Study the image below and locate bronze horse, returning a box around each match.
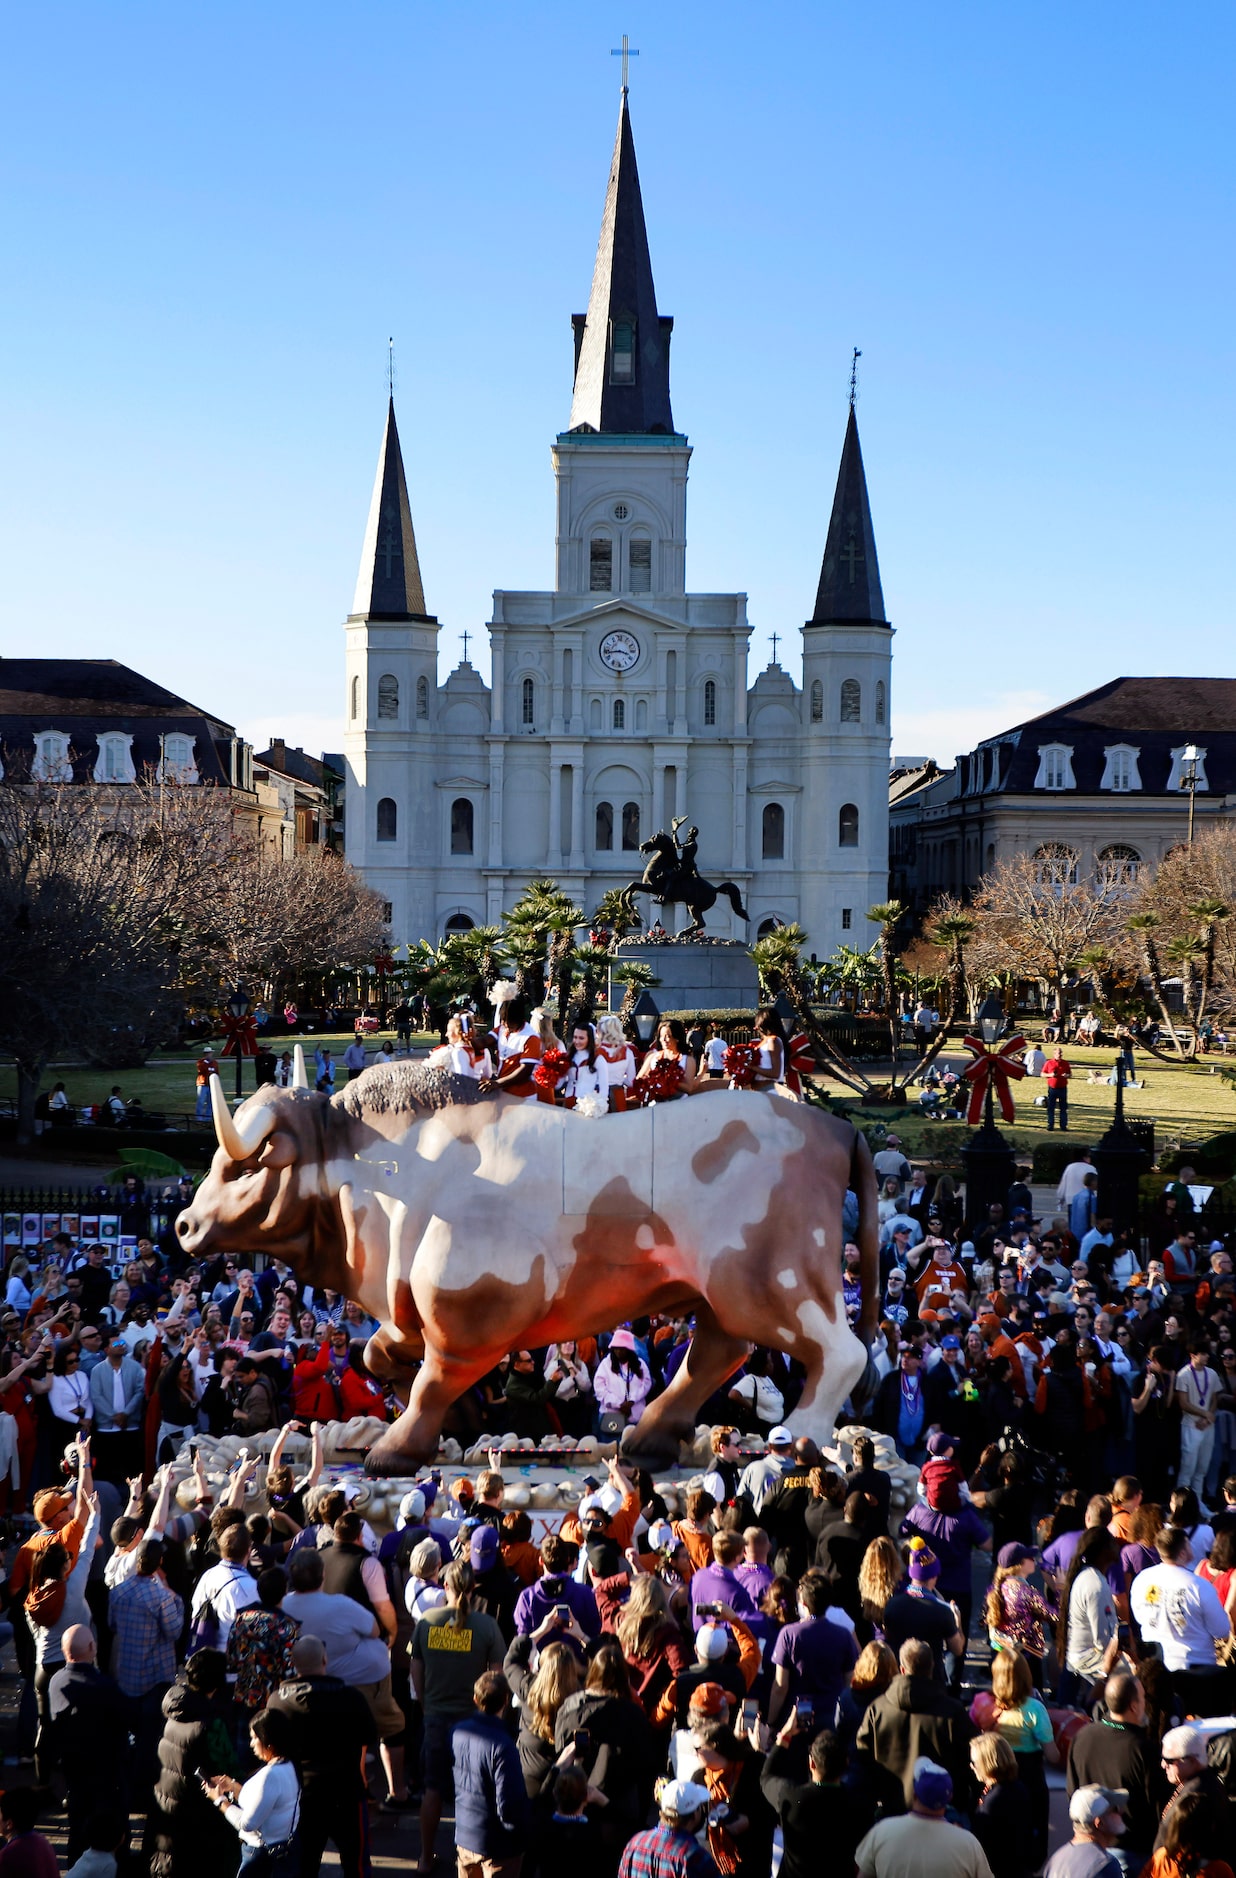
[618,827,750,935]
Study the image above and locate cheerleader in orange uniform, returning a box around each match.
[596,1015,637,1112]
[494,996,543,1098]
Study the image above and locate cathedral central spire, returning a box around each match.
[351,397,431,620]
[811,404,887,626]
[567,91,676,436]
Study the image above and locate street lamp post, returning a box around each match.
[1092,1054,1149,1239]
[630,989,661,1048]
[226,984,251,1103]
[961,994,1018,1229]
[1181,744,1201,845]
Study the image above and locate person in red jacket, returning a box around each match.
[338,1343,390,1422]
[291,1336,340,1422]
[1044,1050,1072,1131]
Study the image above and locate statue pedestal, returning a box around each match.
[609,942,760,1015]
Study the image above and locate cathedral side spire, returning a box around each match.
[351,397,430,619]
[811,403,887,625]
[567,91,675,436]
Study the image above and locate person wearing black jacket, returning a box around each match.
[844,1437,892,1547]
[1066,1671,1163,1864]
[267,1634,379,1878]
[148,1650,240,1878]
[761,1723,874,1878]
[49,1625,132,1865]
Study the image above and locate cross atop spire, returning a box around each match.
[351,398,433,621]
[611,34,638,93]
[567,91,676,436]
[810,402,887,626]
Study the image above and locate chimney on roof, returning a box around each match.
[271,738,286,766]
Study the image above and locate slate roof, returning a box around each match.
[567,92,676,436]
[0,659,240,785]
[351,399,433,620]
[975,678,1236,797]
[811,405,887,625]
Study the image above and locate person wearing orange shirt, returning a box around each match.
[915,1242,969,1312]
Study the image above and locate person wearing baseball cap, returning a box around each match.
[621,1780,714,1877]
[737,1424,798,1511]
[856,1756,989,1878]
[1042,1785,1127,1878]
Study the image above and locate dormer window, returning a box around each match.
[610,319,635,385]
[590,537,613,593]
[94,733,135,784]
[32,731,71,783]
[1100,744,1141,792]
[1167,745,1209,792]
[1033,743,1075,791]
[628,537,651,593]
[159,733,198,783]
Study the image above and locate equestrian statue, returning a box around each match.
[618,817,749,936]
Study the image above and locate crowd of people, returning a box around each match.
[3,1113,1236,1877]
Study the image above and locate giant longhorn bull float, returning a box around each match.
[176,1051,880,1474]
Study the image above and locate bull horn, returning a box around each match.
[292,1044,308,1090]
[209,1072,276,1162]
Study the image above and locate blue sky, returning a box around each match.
[1,2,1232,768]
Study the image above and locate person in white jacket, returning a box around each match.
[593,1329,652,1427]
[206,1706,301,1864]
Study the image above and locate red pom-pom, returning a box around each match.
[723,1041,758,1088]
[532,1046,571,1094]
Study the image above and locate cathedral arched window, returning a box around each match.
[450,797,474,855]
[840,679,861,722]
[350,675,359,720]
[621,801,640,850]
[444,913,474,934]
[875,681,886,725]
[762,803,785,860]
[416,675,429,719]
[629,537,652,592]
[810,680,823,722]
[589,537,613,592]
[704,680,717,727]
[757,918,780,938]
[595,801,613,851]
[378,674,399,721]
[635,698,647,731]
[589,698,602,730]
[521,677,535,726]
[839,802,859,847]
[376,797,397,842]
[613,698,626,730]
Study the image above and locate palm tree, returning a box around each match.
[925,910,975,1034]
[749,924,871,1095]
[591,888,643,945]
[1164,933,1205,1052]
[572,942,613,1025]
[1127,911,1185,1056]
[867,901,907,1074]
[1190,898,1232,1024]
[612,960,659,1022]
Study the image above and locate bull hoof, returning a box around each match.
[619,1423,682,1469]
[364,1438,427,1477]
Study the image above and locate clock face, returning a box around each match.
[600,629,640,673]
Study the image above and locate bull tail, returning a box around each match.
[848,1124,882,1414]
[717,882,749,921]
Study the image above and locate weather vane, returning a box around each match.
[388,336,396,400]
[611,33,639,92]
[849,347,862,409]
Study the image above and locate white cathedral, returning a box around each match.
[344,86,893,957]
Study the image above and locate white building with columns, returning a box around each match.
[344,87,893,957]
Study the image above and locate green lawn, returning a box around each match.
[815,1039,1236,1159]
[0,1029,438,1119]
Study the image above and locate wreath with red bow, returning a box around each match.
[961,1031,1027,1124]
[531,1047,571,1095]
[723,1041,758,1088]
[219,1010,258,1058]
[631,1059,685,1106]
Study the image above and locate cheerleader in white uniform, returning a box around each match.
[595,1014,637,1112]
[563,1023,610,1108]
[427,1015,478,1077]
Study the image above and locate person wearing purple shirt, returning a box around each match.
[688,1533,758,1632]
[1042,1527,1086,1580]
[734,1530,775,1608]
[767,1572,859,1729]
[513,1537,601,1645]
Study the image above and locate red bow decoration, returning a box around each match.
[631,1060,685,1107]
[723,1041,758,1088]
[783,1031,816,1096]
[531,1047,570,1095]
[220,1011,258,1058]
[961,1031,1026,1124]
[589,927,611,949]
